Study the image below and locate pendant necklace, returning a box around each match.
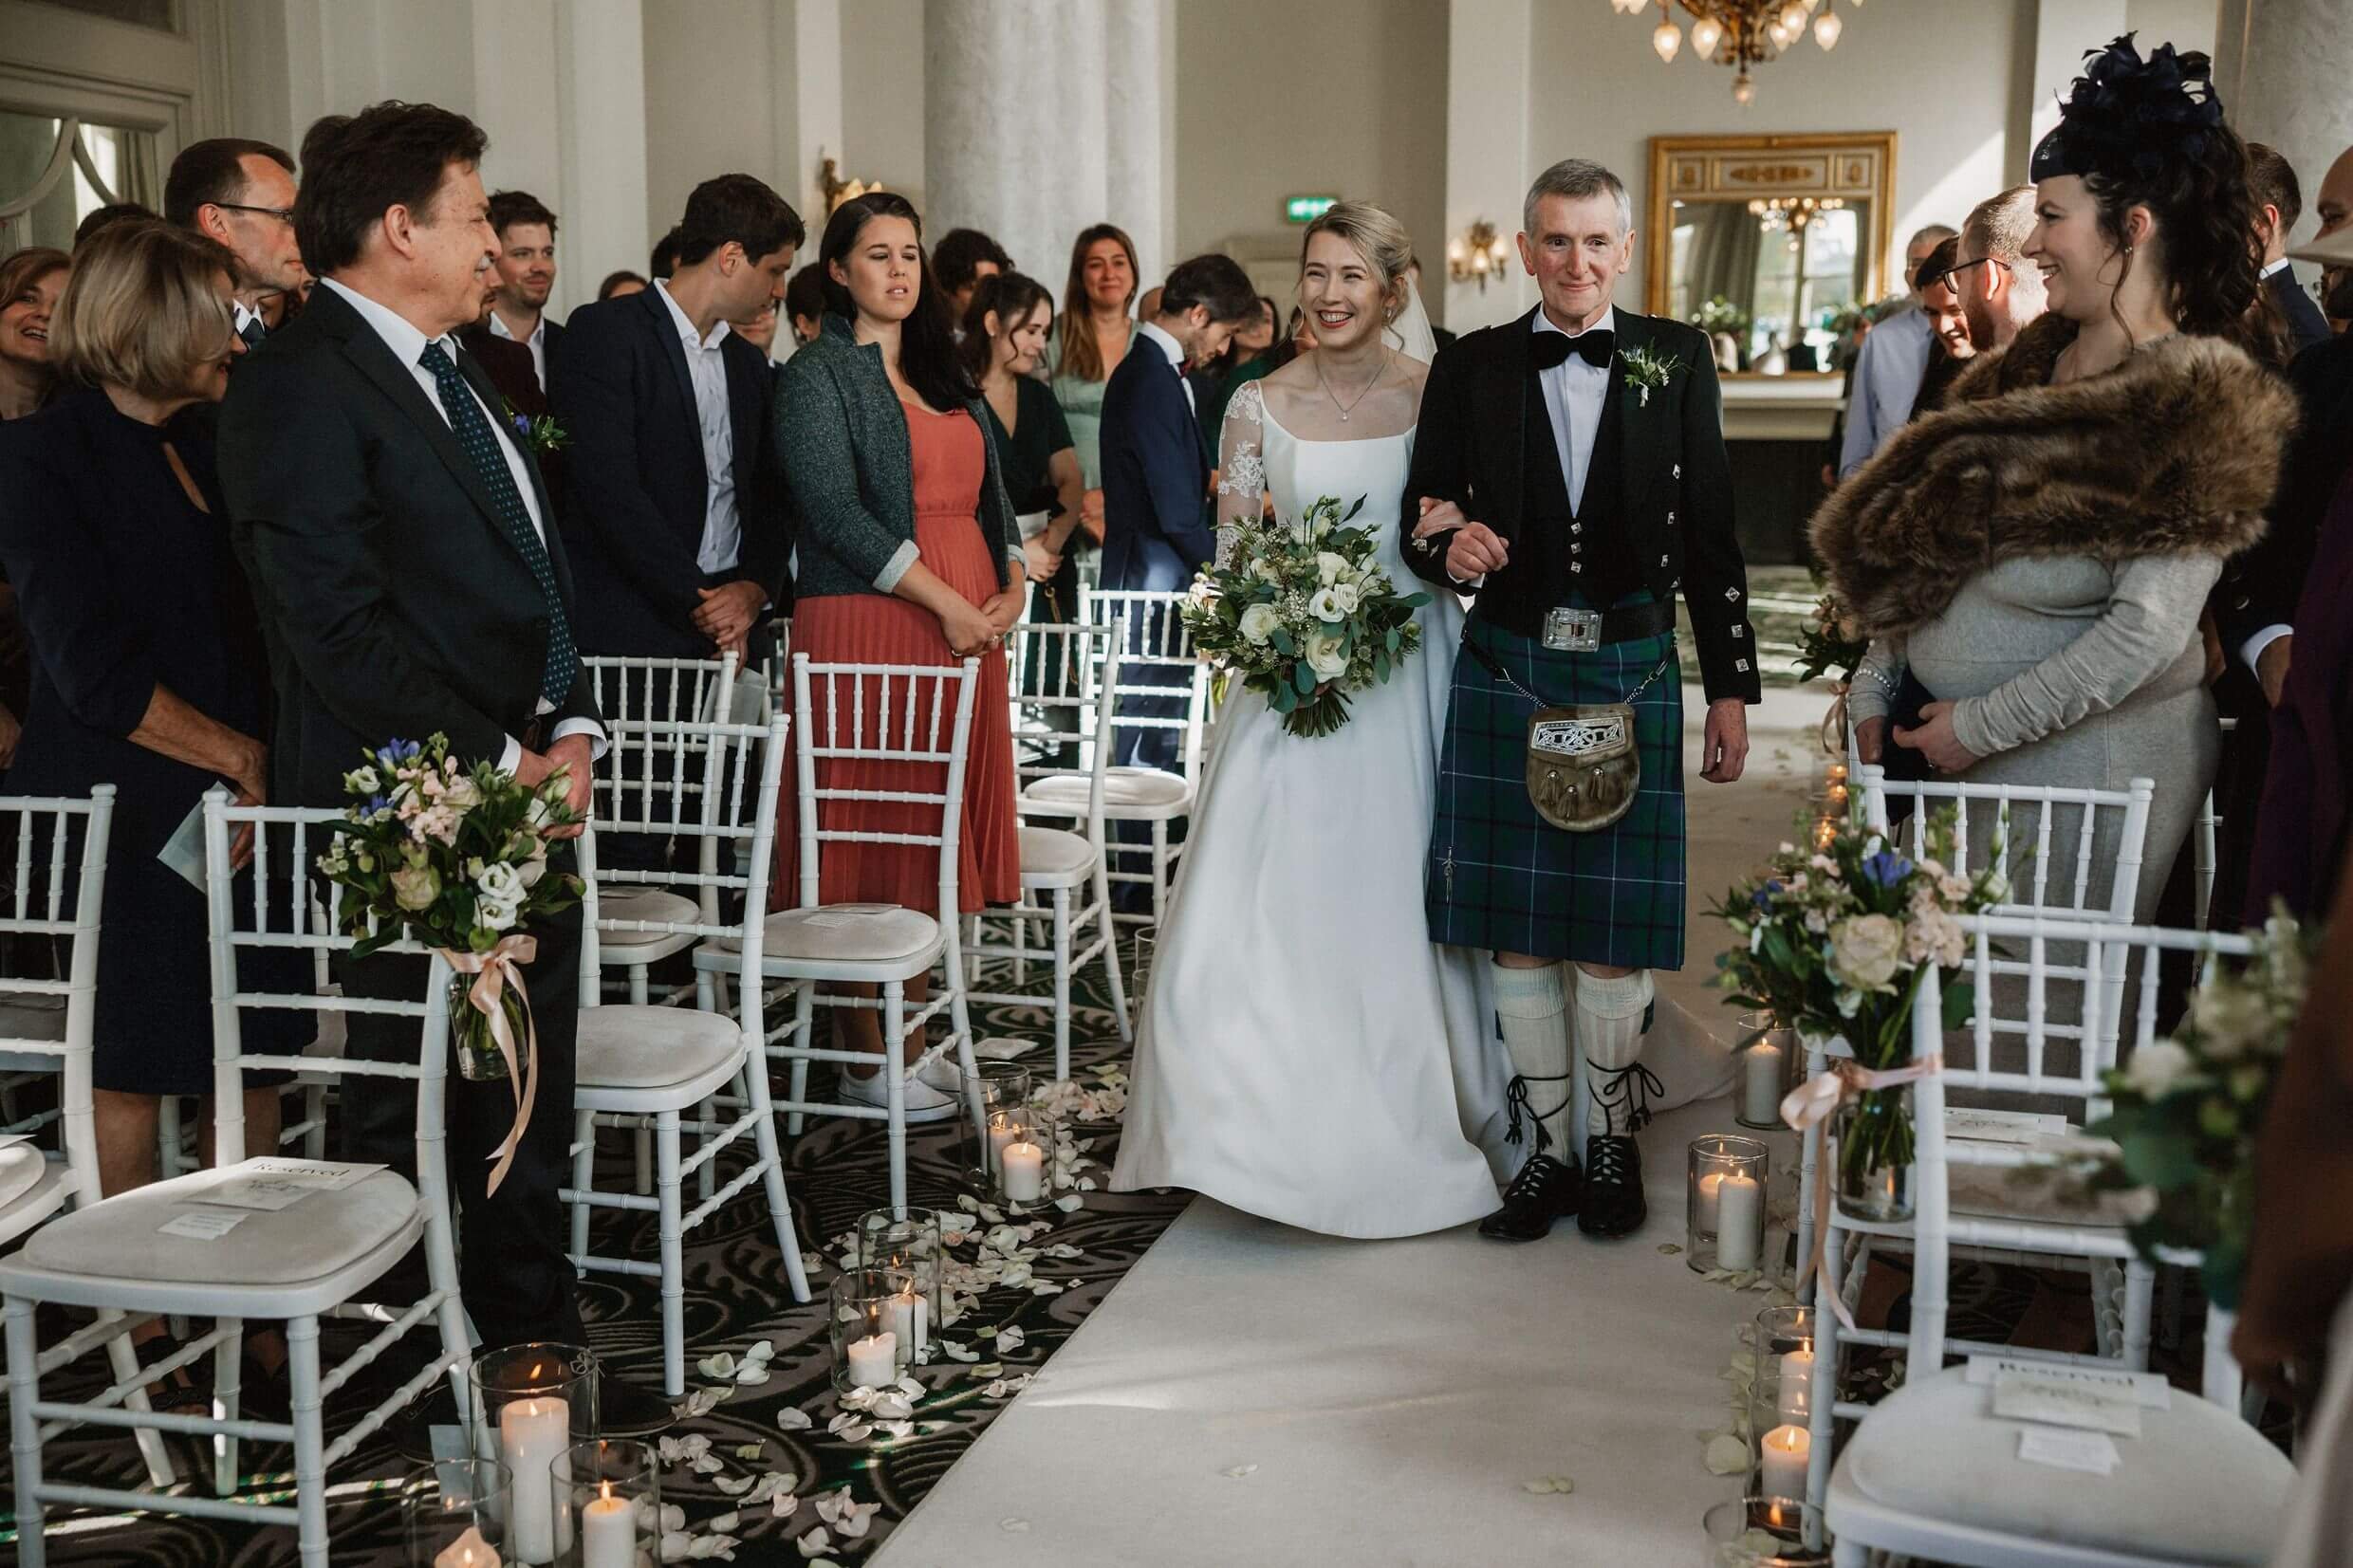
[1315,348,1388,422]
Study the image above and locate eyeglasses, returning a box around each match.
[213,202,296,227]
[1938,256,2010,285]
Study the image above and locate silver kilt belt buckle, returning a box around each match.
[1542,606,1603,654]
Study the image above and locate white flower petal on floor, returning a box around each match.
[1220,1464,1258,1479]
[997,1325,1027,1351]
[776,1407,813,1431]
[1000,1518,1031,1533]
[795,1525,833,1559]
[1703,1433,1751,1475]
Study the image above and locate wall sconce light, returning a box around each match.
[1448,220,1514,290]
[819,152,882,213]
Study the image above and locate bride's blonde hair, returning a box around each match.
[1299,200,1412,323]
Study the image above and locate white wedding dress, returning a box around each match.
[1109,369,1513,1237]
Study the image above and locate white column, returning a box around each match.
[555,0,648,315]
[1443,0,1536,333]
[2025,0,2132,164]
[783,0,843,223]
[2214,0,2353,244]
[923,0,1164,288]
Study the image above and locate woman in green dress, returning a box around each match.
[1045,223,1138,556]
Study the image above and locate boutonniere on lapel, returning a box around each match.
[1621,345,1684,409]
[503,399,570,456]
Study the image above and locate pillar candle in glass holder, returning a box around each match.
[1695,1168,1726,1232]
[882,1286,929,1364]
[435,1526,503,1568]
[1776,1346,1815,1423]
[581,1482,633,1568]
[987,1112,1019,1178]
[1001,1139,1045,1201]
[499,1396,569,1565]
[1715,1171,1764,1270]
[846,1331,898,1390]
[1759,1422,1810,1500]
[1740,1039,1785,1125]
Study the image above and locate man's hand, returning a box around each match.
[1892,699,1979,772]
[1700,698,1749,783]
[1854,714,1887,765]
[1022,536,1063,583]
[2257,634,2292,709]
[518,734,595,838]
[693,581,769,653]
[1441,521,1508,584]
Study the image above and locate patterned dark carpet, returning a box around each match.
[6,960,1180,1565]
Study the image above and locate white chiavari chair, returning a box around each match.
[0,789,172,1491]
[1024,585,1208,928]
[693,655,985,1216]
[1805,916,2294,1567]
[1790,767,2158,1309]
[566,710,808,1395]
[2,794,472,1568]
[969,620,1131,1082]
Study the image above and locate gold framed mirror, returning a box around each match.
[1644,132,1897,378]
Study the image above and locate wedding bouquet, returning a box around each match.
[1181,493,1430,739]
[1794,589,1868,686]
[1712,808,2006,1191]
[2073,909,2309,1308]
[316,734,584,1082]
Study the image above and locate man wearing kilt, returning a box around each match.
[1404,159,1757,1242]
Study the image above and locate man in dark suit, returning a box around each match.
[1098,252,1258,774]
[215,101,658,1428]
[1405,158,1756,1244]
[165,137,305,347]
[2251,143,2334,355]
[477,189,563,395]
[551,174,798,664]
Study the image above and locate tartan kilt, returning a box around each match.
[1426,616,1687,969]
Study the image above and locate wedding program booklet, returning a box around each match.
[196,1157,386,1212]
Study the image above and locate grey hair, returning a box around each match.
[1523,158,1634,239]
[1907,223,1958,250]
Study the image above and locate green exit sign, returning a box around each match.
[1285,194,1339,224]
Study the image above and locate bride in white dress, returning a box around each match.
[1110,202,1512,1237]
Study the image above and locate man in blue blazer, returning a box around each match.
[551,174,800,663]
[1098,252,1259,773]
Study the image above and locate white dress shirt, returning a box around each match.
[488,308,548,391]
[233,300,267,341]
[317,277,603,772]
[1136,319,1195,412]
[1532,304,1617,513]
[1838,304,1934,477]
[654,280,743,576]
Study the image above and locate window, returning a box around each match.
[0,109,161,252]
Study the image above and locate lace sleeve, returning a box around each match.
[1214,378,1268,569]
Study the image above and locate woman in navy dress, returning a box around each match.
[0,221,304,1208]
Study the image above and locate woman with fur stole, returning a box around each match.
[1812,35,2291,922]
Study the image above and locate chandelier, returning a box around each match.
[1751,194,1844,249]
[1608,0,1856,104]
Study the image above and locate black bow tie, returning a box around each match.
[1531,328,1614,371]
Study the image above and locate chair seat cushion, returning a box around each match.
[715,905,940,965]
[597,890,702,951]
[0,1150,65,1247]
[1834,1364,2292,1564]
[576,1006,742,1090]
[0,1141,49,1215]
[17,1163,419,1288]
[1019,826,1096,883]
[1022,768,1190,816]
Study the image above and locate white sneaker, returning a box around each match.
[915,1055,966,1097]
[840,1064,959,1123]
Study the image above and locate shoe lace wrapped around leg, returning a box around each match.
[1589,1061,1665,1137]
[1502,1071,1572,1154]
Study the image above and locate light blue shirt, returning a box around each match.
[1838,304,1933,478]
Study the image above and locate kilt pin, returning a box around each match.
[1402,301,1759,1242]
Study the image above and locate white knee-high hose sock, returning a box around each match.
[1491,961,1572,1159]
[1576,968,1656,1137]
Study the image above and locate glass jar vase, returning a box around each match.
[1832,1083,1916,1224]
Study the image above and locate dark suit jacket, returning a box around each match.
[216,282,602,809]
[2216,330,2353,654]
[550,287,790,657]
[2270,264,2333,358]
[1401,306,1760,703]
[1099,335,1214,593]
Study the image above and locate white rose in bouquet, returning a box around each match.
[2189,984,2270,1060]
[1307,587,1345,623]
[1332,581,1362,615]
[1304,631,1350,682]
[477,859,527,910]
[2121,1039,2196,1098]
[478,895,521,932]
[1238,602,1281,645]
[1314,551,1351,584]
[1827,913,1904,990]
[1251,557,1281,585]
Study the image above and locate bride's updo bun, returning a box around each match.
[1301,199,1413,319]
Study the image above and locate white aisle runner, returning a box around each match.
[877,684,1825,1566]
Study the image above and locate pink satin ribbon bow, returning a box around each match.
[1781,1053,1943,1329]
[440,934,541,1199]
